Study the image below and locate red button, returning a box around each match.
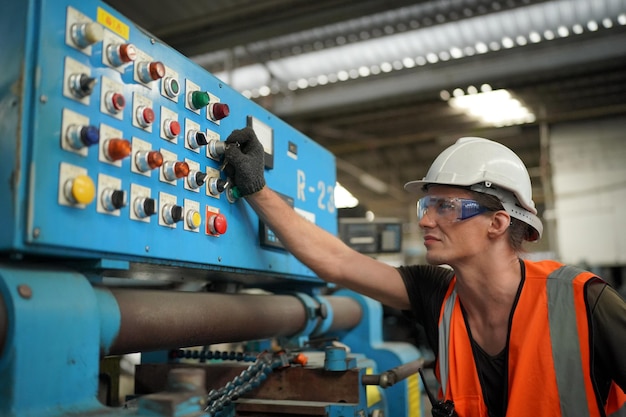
[119,44,137,63]
[138,107,155,127]
[149,62,166,80]
[209,213,227,235]
[209,103,230,121]
[165,119,181,138]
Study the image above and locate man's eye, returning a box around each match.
[436,200,455,211]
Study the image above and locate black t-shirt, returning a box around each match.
[397,261,626,417]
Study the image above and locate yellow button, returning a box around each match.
[71,175,96,205]
[188,210,202,229]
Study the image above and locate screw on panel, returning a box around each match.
[17,284,32,299]
[32,228,40,239]
[217,257,222,262]
[150,38,155,44]
[39,95,48,103]
[145,246,150,252]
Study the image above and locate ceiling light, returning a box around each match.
[446,88,535,127]
[335,182,359,209]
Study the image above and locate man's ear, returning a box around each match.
[488,211,511,238]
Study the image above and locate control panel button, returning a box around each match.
[134,197,156,218]
[136,106,155,128]
[105,91,126,114]
[163,77,180,99]
[64,174,96,205]
[135,150,164,172]
[137,61,166,83]
[106,43,137,67]
[163,161,190,181]
[187,171,207,189]
[101,189,127,211]
[164,119,181,139]
[104,138,132,162]
[186,210,202,230]
[207,212,227,235]
[207,140,226,159]
[190,91,210,110]
[162,204,184,225]
[208,177,227,196]
[208,102,230,121]
[66,124,99,149]
[187,130,208,149]
[69,73,97,98]
[71,22,104,48]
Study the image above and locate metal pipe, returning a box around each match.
[107,289,362,355]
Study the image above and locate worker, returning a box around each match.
[223,127,626,417]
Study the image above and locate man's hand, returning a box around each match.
[223,127,266,197]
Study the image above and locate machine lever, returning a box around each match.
[361,358,424,388]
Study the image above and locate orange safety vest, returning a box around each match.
[435,259,626,417]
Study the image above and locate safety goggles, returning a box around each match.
[417,196,490,223]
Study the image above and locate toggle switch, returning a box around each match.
[187,130,208,149]
[190,91,210,110]
[135,150,163,172]
[207,212,227,235]
[136,106,155,128]
[137,61,165,83]
[208,103,230,121]
[207,140,226,159]
[106,43,137,67]
[186,210,202,230]
[101,188,127,211]
[163,161,189,181]
[187,171,207,189]
[71,21,104,48]
[64,174,96,205]
[208,177,228,196]
[163,77,180,99]
[163,119,181,140]
[162,204,184,225]
[105,91,126,114]
[134,197,156,218]
[104,138,131,162]
[69,73,97,98]
[66,124,99,149]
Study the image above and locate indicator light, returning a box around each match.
[102,189,127,211]
[105,91,126,114]
[66,124,99,149]
[163,77,180,98]
[207,213,227,235]
[163,204,184,225]
[136,106,155,128]
[187,130,208,149]
[207,140,226,159]
[208,103,230,121]
[69,73,97,98]
[138,61,165,83]
[190,91,210,110]
[135,150,163,172]
[134,197,156,218]
[106,43,137,66]
[71,22,104,48]
[104,138,131,161]
[208,177,228,196]
[164,119,181,139]
[187,171,208,189]
[186,210,202,230]
[64,174,96,205]
[163,161,190,181]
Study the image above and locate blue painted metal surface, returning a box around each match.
[0,0,336,284]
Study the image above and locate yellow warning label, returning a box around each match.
[97,7,129,40]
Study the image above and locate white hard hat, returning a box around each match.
[404,137,543,240]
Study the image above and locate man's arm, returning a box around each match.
[245,186,411,310]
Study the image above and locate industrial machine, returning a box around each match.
[0,0,424,416]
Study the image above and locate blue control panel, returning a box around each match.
[0,0,337,283]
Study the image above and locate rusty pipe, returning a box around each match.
[107,289,362,356]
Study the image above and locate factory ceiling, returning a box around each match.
[104,0,626,223]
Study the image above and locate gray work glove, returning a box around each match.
[224,127,266,197]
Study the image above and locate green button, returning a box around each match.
[191,91,210,109]
[170,79,179,94]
